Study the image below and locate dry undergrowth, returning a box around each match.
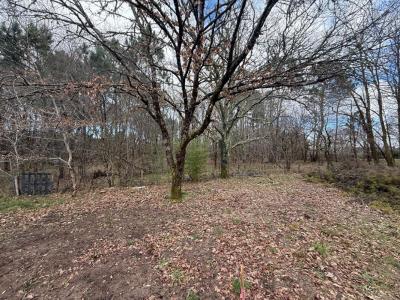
[0,174,399,299]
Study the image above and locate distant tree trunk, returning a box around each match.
[51,96,77,195]
[315,92,325,164]
[398,102,400,151]
[333,99,341,162]
[323,131,333,170]
[349,112,359,167]
[14,176,20,196]
[366,126,379,164]
[303,135,309,162]
[352,93,379,164]
[63,132,78,196]
[390,35,400,154]
[12,141,20,196]
[219,137,229,178]
[213,141,218,175]
[360,59,380,164]
[373,65,395,166]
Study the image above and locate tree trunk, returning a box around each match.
[14,176,20,196]
[373,64,395,167]
[353,95,379,164]
[366,127,379,164]
[349,113,359,167]
[333,99,340,162]
[397,98,400,152]
[219,137,229,178]
[69,166,77,196]
[170,150,186,200]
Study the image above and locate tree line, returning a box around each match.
[0,0,399,198]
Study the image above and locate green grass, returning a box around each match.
[313,241,329,257]
[360,271,389,292]
[186,289,200,300]
[383,256,400,270]
[157,258,169,269]
[0,195,63,213]
[270,247,278,254]
[306,168,400,214]
[232,277,252,295]
[370,200,395,215]
[171,268,185,285]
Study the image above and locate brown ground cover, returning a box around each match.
[1,174,399,299]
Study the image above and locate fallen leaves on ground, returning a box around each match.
[0,174,399,299]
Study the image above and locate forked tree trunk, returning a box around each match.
[371,60,395,167]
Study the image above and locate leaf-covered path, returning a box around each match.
[1,175,399,299]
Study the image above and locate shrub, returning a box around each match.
[185,141,208,181]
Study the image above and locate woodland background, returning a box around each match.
[0,0,400,200]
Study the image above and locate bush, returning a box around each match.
[185,141,208,181]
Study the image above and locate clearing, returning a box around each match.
[1,175,399,299]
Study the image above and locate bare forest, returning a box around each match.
[1,0,400,299]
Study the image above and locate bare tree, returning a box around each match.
[3,0,396,198]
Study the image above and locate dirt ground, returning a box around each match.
[1,174,399,299]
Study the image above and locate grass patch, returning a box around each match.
[360,271,389,292]
[186,289,200,300]
[232,277,251,295]
[270,247,278,254]
[189,231,201,241]
[157,258,169,269]
[0,195,63,213]
[370,200,395,214]
[313,241,329,257]
[213,225,224,237]
[232,216,242,225]
[171,268,185,285]
[306,167,400,213]
[383,256,400,270]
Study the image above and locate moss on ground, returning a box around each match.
[0,195,63,213]
[306,168,400,214]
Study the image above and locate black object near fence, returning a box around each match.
[17,172,53,195]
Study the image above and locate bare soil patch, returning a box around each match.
[1,175,399,299]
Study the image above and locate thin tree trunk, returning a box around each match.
[51,96,77,195]
[13,141,20,196]
[372,62,394,166]
[63,132,78,196]
[219,137,229,178]
[333,99,341,162]
[14,176,20,196]
[353,50,380,165]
